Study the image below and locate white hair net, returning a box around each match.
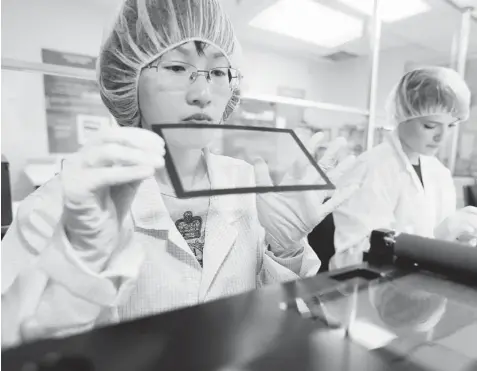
[98,0,242,127]
[385,66,471,127]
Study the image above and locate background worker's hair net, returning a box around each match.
[98,0,242,127]
[385,66,471,127]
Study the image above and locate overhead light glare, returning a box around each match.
[249,0,364,48]
[337,0,431,22]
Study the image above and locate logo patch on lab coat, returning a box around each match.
[175,211,203,240]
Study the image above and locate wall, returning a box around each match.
[240,47,334,98]
[321,45,449,120]
[1,0,109,200]
[299,47,431,138]
[239,46,364,136]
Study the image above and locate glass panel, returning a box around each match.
[153,124,334,198]
[229,104,369,157]
[227,99,278,128]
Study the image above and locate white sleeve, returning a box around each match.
[434,167,457,235]
[434,168,460,241]
[264,234,320,277]
[230,162,320,285]
[239,161,320,281]
[256,223,320,287]
[331,162,397,270]
[1,178,144,348]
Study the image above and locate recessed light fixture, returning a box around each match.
[249,0,364,48]
[337,0,431,22]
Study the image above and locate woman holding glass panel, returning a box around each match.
[332,66,476,269]
[1,0,356,347]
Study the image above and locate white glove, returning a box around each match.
[253,132,359,249]
[434,206,477,246]
[60,127,165,270]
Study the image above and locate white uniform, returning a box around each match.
[1,152,320,348]
[331,131,456,269]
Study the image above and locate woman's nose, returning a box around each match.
[186,74,212,109]
[433,124,449,142]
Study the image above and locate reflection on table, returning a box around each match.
[3,262,477,371]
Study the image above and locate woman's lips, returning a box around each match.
[182,113,213,122]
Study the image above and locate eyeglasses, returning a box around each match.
[144,60,241,91]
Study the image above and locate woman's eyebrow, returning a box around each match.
[175,46,190,55]
[175,47,226,61]
[212,52,226,59]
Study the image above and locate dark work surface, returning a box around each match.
[3,264,477,371]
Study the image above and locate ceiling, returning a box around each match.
[449,0,477,8]
[225,0,477,62]
[93,0,477,63]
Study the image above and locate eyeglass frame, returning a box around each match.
[144,60,242,91]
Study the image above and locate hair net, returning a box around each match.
[385,66,471,127]
[98,0,242,127]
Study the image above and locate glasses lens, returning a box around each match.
[157,61,194,87]
[209,67,233,87]
[154,62,239,90]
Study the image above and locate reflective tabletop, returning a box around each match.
[3,264,477,371]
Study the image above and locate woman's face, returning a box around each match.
[138,41,234,148]
[397,114,458,156]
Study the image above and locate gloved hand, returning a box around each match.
[60,127,165,270]
[253,132,359,250]
[434,206,477,247]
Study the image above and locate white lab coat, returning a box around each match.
[1,151,320,348]
[331,131,456,269]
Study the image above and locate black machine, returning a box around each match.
[1,154,13,239]
[3,231,477,371]
[464,183,477,207]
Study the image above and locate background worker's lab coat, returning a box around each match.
[1,152,320,348]
[331,131,456,269]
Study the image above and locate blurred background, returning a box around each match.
[1,0,476,213]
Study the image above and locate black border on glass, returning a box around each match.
[151,123,335,198]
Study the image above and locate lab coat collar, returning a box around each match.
[386,131,440,236]
[130,174,193,258]
[199,149,241,300]
[387,131,426,192]
[130,148,242,299]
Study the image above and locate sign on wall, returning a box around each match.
[42,49,112,153]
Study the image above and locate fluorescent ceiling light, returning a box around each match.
[337,0,431,22]
[249,0,364,48]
